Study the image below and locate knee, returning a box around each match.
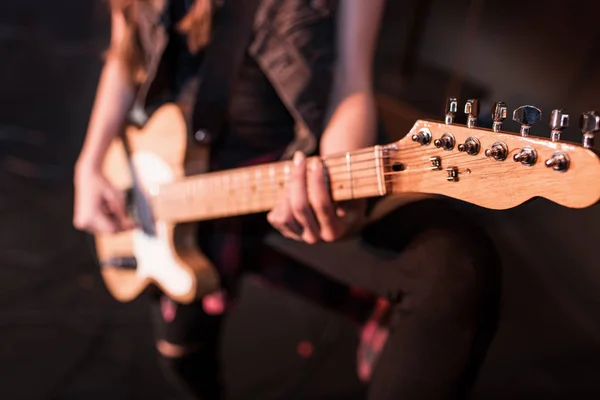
[156,340,198,359]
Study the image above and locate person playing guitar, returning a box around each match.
[73,0,501,399]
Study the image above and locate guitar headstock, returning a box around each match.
[385,98,600,210]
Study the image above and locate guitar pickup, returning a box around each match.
[99,257,137,270]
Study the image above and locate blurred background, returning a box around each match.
[1,0,599,399]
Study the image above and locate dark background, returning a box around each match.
[1,0,599,399]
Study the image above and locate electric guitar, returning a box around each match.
[95,99,600,304]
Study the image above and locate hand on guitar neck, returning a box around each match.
[267,151,368,244]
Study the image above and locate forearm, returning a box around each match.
[75,56,136,173]
[319,88,378,155]
[318,0,385,156]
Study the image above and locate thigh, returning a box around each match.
[267,199,501,399]
[361,201,501,400]
[266,198,500,301]
[360,199,501,302]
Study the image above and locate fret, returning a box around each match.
[345,152,354,199]
[254,167,261,206]
[374,145,386,196]
[268,164,276,191]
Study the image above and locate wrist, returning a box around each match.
[74,156,103,178]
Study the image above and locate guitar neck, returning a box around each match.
[151,146,389,223]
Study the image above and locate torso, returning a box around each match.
[167,0,295,170]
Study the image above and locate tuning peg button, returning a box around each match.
[445,97,458,125]
[464,99,479,128]
[513,105,542,137]
[580,111,600,149]
[549,109,569,142]
[491,102,507,132]
[545,152,570,172]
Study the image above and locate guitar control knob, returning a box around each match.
[545,152,570,172]
[457,137,480,155]
[484,141,508,161]
[513,105,542,136]
[445,97,458,125]
[464,99,479,128]
[411,129,431,145]
[434,133,455,150]
[549,109,569,142]
[580,111,600,149]
[513,146,537,166]
[491,102,507,132]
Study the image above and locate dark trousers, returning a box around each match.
[149,198,502,400]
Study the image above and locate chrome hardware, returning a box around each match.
[446,167,459,182]
[429,156,442,170]
[457,137,481,156]
[433,133,455,150]
[545,152,570,172]
[491,102,507,132]
[464,99,479,128]
[445,97,458,125]
[194,129,212,144]
[484,141,508,161]
[549,109,569,142]
[580,111,600,149]
[513,146,537,166]
[411,128,432,145]
[513,105,542,137]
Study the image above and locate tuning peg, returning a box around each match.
[513,105,541,136]
[445,97,458,125]
[491,102,507,132]
[580,111,600,149]
[549,109,569,142]
[464,99,479,128]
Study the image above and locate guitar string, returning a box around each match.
[159,155,540,202]
[154,145,557,215]
[155,159,549,204]
[163,151,532,198]
[168,142,539,189]
[152,163,556,221]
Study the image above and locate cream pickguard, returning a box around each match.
[130,151,195,297]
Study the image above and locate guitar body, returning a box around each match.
[95,104,220,304]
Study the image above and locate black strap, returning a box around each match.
[189,0,261,144]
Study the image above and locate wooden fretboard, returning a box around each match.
[151,146,389,223]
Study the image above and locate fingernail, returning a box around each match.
[309,158,320,172]
[293,151,304,165]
